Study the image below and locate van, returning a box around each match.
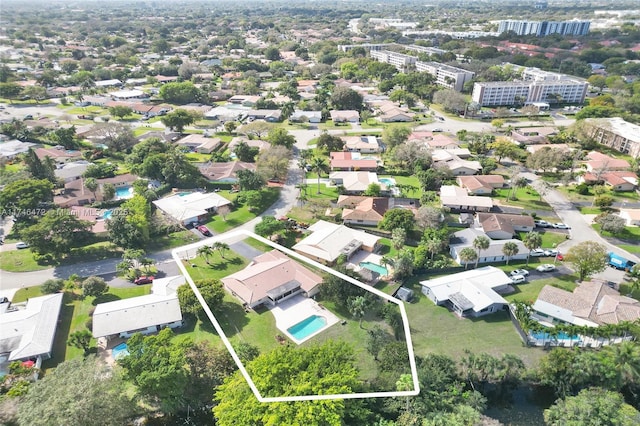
[510,275,526,284]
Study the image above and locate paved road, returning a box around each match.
[524,172,637,283]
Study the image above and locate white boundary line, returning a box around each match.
[172,229,420,402]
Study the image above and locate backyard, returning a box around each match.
[494,187,554,212]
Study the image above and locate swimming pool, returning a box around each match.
[101,209,113,220]
[287,315,327,341]
[530,331,578,341]
[112,343,130,359]
[360,261,389,276]
[115,186,134,200]
[379,178,396,187]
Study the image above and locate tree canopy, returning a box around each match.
[565,241,609,281]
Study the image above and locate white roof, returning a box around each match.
[0,139,37,158]
[110,89,145,98]
[532,299,575,324]
[0,293,64,361]
[420,266,509,313]
[293,220,380,263]
[440,185,493,208]
[54,161,92,179]
[153,192,231,222]
[92,276,185,338]
[95,79,122,87]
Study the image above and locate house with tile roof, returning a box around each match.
[585,151,631,172]
[221,250,323,309]
[580,171,638,192]
[330,110,360,123]
[619,209,640,227]
[342,135,382,153]
[432,150,481,175]
[198,161,256,183]
[337,196,418,226]
[457,175,506,195]
[532,280,640,328]
[329,171,385,194]
[476,213,535,239]
[293,220,381,265]
[330,152,379,171]
[419,266,510,317]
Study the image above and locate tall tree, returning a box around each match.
[565,241,608,281]
[160,108,199,133]
[544,388,639,425]
[23,149,56,183]
[17,357,135,426]
[523,231,542,266]
[267,127,296,149]
[0,179,53,220]
[472,235,490,268]
[330,86,363,111]
[310,156,328,194]
[502,241,519,265]
[22,210,92,259]
[257,146,290,181]
[349,296,368,329]
[459,247,478,269]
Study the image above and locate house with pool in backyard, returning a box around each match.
[221,249,340,344]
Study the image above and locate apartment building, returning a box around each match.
[416,61,475,91]
[370,50,473,91]
[498,19,590,36]
[586,117,640,158]
[404,44,447,56]
[370,50,417,72]
[338,43,394,52]
[471,68,588,106]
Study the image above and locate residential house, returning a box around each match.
[290,110,322,123]
[35,147,83,166]
[0,293,64,362]
[619,209,640,227]
[152,191,232,225]
[585,151,631,173]
[580,171,638,191]
[510,127,558,144]
[449,228,527,265]
[199,161,256,183]
[246,109,282,122]
[0,140,38,160]
[228,95,261,106]
[440,185,493,212]
[329,152,378,171]
[532,280,640,328]
[457,175,505,195]
[476,212,535,239]
[378,105,415,122]
[419,266,510,317]
[54,160,92,183]
[205,105,249,122]
[221,250,323,309]
[95,79,122,88]
[228,137,270,153]
[432,150,481,175]
[526,143,570,154]
[109,89,148,101]
[175,134,222,154]
[329,171,383,194]
[293,220,381,265]
[338,195,418,226]
[330,110,360,123]
[92,276,185,339]
[97,173,137,194]
[425,134,459,150]
[342,136,382,153]
[407,131,433,142]
[54,178,95,207]
[69,206,108,234]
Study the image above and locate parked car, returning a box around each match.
[552,223,570,229]
[544,249,558,257]
[510,269,530,277]
[510,275,527,284]
[197,225,212,236]
[536,264,556,272]
[530,248,545,257]
[557,253,564,261]
[432,128,443,132]
[15,242,29,249]
[134,276,154,285]
[534,220,551,228]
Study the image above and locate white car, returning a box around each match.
[530,248,545,257]
[536,264,556,272]
[510,269,530,277]
[552,223,570,229]
[510,275,527,284]
[544,249,558,257]
[535,220,551,228]
[15,242,29,249]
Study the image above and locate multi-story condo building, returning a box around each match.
[415,61,475,92]
[370,50,417,72]
[586,117,640,158]
[404,45,447,56]
[471,68,588,106]
[338,43,395,52]
[498,19,590,36]
[370,50,474,92]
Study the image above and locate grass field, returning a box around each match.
[182,251,249,281]
[494,187,553,211]
[303,184,339,200]
[146,230,201,252]
[0,248,51,272]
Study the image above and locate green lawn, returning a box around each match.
[0,248,51,272]
[319,120,353,130]
[146,230,201,252]
[204,188,279,233]
[578,206,605,214]
[517,231,567,249]
[286,206,316,224]
[303,184,339,200]
[182,251,249,281]
[494,187,553,211]
[558,185,640,204]
[592,224,640,242]
[379,175,422,198]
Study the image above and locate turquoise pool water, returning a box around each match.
[530,331,577,341]
[287,315,327,341]
[379,178,396,186]
[115,186,134,199]
[112,343,130,359]
[360,261,389,275]
[101,209,113,220]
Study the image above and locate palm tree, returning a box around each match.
[523,231,542,266]
[472,236,490,268]
[424,236,443,260]
[140,258,154,273]
[348,296,367,329]
[607,341,640,390]
[213,242,230,259]
[310,156,328,194]
[197,245,214,265]
[280,101,295,121]
[509,177,529,201]
[502,241,519,265]
[459,247,478,270]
